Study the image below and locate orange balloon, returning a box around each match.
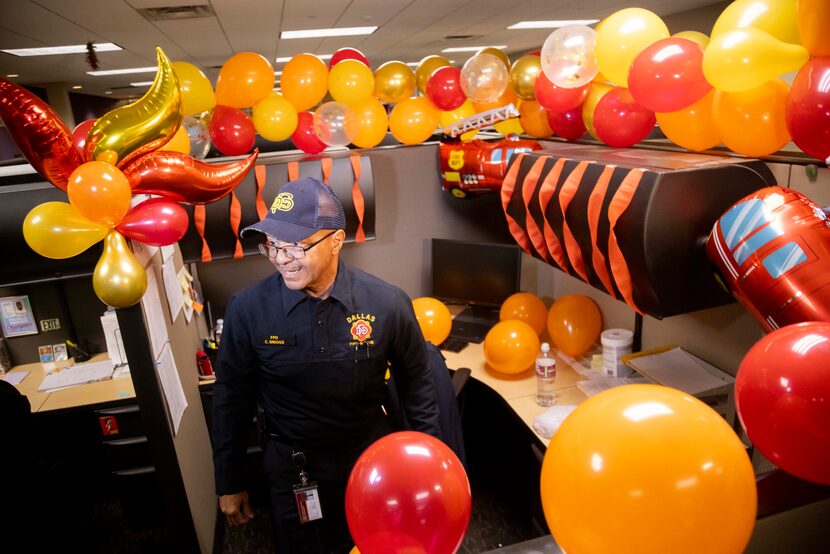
[656,90,720,152]
[583,82,613,140]
[215,52,275,109]
[473,87,518,113]
[518,100,552,138]
[547,295,602,357]
[412,297,452,345]
[67,161,132,228]
[499,292,547,335]
[389,97,440,145]
[483,320,540,375]
[542,385,757,554]
[281,54,329,112]
[712,79,790,158]
[798,0,830,56]
[351,97,388,149]
[164,124,191,154]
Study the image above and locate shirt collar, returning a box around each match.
[280,260,355,315]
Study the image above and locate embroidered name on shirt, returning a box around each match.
[263,334,292,345]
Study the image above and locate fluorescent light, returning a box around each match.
[280,26,377,39]
[6,74,19,78]
[275,54,333,63]
[72,85,82,89]
[2,42,122,56]
[130,81,154,87]
[105,91,112,94]
[507,20,599,29]
[441,45,506,53]
[274,71,282,76]
[87,66,157,76]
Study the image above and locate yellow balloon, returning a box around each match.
[329,59,375,105]
[373,61,416,104]
[493,118,524,137]
[23,202,107,259]
[582,82,613,140]
[673,30,710,50]
[93,230,148,308]
[253,93,298,141]
[439,100,477,142]
[477,47,510,69]
[509,55,542,101]
[656,90,720,152]
[541,385,757,554]
[389,97,440,145]
[415,55,450,95]
[703,28,809,93]
[165,124,190,154]
[712,79,791,157]
[711,0,799,44]
[281,54,329,112]
[86,48,181,167]
[595,8,670,87]
[171,61,215,116]
[351,97,388,149]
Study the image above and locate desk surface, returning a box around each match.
[5,353,135,413]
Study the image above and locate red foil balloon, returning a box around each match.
[208,105,256,156]
[116,197,189,246]
[535,71,590,112]
[737,322,830,485]
[290,111,327,154]
[594,87,656,147]
[71,118,96,156]
[628,38,711,113]
[786,56,830,162]
[346,431,471,554]
[547,105,587,140]
[426,66,467,111]
[122,149,257,204]
[329,47,370,68]
[0,78,83,192]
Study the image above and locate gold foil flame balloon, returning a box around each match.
[22,202,108,259]
[85,47,182,168]
[93,230,148,308]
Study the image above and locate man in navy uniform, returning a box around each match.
[212,177,440,553]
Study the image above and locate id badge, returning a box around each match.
[293,482,323,523]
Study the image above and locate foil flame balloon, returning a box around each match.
[0,78,82,191]
[94,230,148,308]
[85,47,182,167]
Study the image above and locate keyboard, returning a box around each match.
[439,338,469,353]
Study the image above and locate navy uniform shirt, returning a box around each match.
[212,261,441,495]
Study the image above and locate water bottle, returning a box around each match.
[535,342,556,407]
[214,319,224,345]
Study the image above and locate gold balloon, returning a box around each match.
[23,202,107,259]
[93,230,148,308]
[415,55,451,95]
[509,55,542,101]
[86,47,182,168]
[477,47,510,68]
[583,82,613,140]
[373,61,416,104]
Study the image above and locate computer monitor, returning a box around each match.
[431,238,522,310]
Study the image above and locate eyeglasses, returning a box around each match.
[258,231,337,259]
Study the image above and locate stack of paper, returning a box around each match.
[38,360,114,391]
[623,347,732,395]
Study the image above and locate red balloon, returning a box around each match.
[535,71,590,112]
[628,38,711,113]
[547,105,587,140]
[346,431,471,554]
[0,78,83,192]
[71,119,96,156]
[426,66,467,111]
[122,149,258,204]
[594,87,656,147]
[116,197,189,246]
[330,47,370,69]
[290,111,327,154]
[208,105,256,156]
[786,56,830,161]
[737,322,830,485]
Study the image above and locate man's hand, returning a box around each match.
[219,491,255,526]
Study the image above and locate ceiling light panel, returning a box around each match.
[2,43,122,56]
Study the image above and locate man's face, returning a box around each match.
[266,229,343,296]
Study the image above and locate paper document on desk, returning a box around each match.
[37,360,114,391]
[2,370,28,385]
[577,374,651,397]
[624,347,728,395]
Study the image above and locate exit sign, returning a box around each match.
[40,318,60,331]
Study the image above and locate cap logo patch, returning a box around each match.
[271,192,294,213]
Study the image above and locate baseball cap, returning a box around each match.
[240,177,346,243]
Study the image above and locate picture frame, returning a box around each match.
[0,295,38,337]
